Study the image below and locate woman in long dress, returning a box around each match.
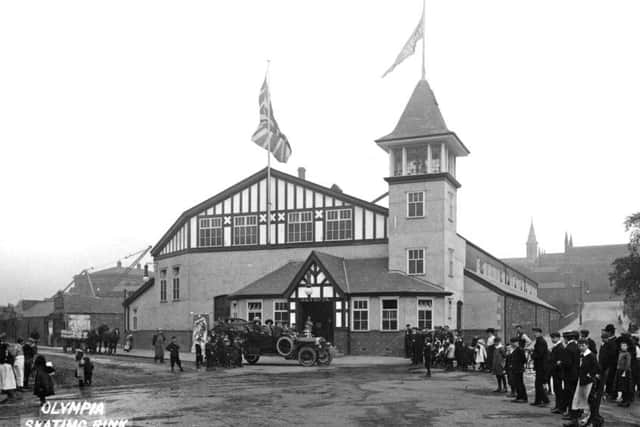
[154,330,166,363]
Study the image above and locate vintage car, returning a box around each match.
[241,328,334,367]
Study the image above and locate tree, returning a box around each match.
[610,212,640,329]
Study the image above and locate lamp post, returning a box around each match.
[578,280,590,326]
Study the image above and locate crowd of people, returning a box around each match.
[405,323,640,426]
[0,332,56,405]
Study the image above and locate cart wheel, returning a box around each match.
[276,335,295,357]
[297,346,317,367]
[317,348,332,365]
[244,347,260,365]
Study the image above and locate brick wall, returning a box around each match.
[333,328,349,354]
[349,331,404,357]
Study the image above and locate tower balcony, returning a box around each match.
[389,142,457,178]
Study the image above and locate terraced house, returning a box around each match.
[124,78,560,355]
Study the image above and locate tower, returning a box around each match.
[527,220,538,262]
[375,79,470,303]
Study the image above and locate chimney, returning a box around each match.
[143,264,149,281]
[297,167,306,180]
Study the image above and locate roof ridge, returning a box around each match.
[342,259,351,294]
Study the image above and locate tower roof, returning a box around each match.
[379,79,449,140]
[375,79,469,156]
[528,221,537,244]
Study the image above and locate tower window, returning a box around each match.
[431,144,441,173]
[406,146,427,175]
[448,192,455,222]
[448,249,455,278]
[407,248,425,275]
[407,192,425,218]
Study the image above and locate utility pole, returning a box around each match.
[579,280,584,326]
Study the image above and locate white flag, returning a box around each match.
[382,15,424,78]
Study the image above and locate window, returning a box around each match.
[406,146,427,175]
[407,192,425,218]
[392,148,403,176]
[447,298,453,321]
[448,192,454,222]
[448,249,454,278]
[431,144,441,173]
[160,269,167,302]
[326,208,352,241]
[407,249,425,275]
[273,301,289,325]
[247,301,262,322]
[233,215,258,246]
[172,267,180,300]
[381,299,398,331]
[352,299,368,331]
[199,217,223,247]
[417,299,433,329]
[287,211,313,243]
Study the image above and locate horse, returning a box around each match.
[101,328,120,355]
[96,324,110,353]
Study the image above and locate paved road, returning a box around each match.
[1,352,639,426]
[562,300,629,335]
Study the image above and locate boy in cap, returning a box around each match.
[166,336,183,372]
[561,331,580,421]
[531,327,550,406]
[550,332,567,414]
[509,337,528,403]
[563,338,600,427]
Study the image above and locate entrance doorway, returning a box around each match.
[297,301,334,342]
[456,301,463,330]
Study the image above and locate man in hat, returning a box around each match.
[550,332,568,414]
[531,327,550,406]
[0,332,17,403]
[404,324,412,359]
[599,324,618,400]
[23,337,36,389]
[486,328,496,373]
[510,337,528,403]
[561,331,581,422]
[515,324,533,349]
[579,330,597,357]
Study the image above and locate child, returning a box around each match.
[83,357,93,386]
[445,339,456,371]
[74,350,85,387]
[13,338,25,392]
[505,343,515,397]
[492,337,507,392]
[33,355,54,405]
[475,338,487,371]
[195,338,203,371]
[615,340,633,407]
[423,335,433,377]
[231,337,243,368]
[205,335,216,371]
[166,336,183,372]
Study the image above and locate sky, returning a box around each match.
[1,1,638,305]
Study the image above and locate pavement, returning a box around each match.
[561,300,629,334]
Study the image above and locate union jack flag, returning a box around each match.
[251,76,292,163]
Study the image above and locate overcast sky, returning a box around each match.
[1,1,637,305]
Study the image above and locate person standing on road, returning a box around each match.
[550,332,567,414]
[563,338,600,427]
[22,338,36,389]
[32,355,54,406]
[0,333,17,403]
[423,335,433,377]
[531,327,550,406]
[580,330,597,357]
[509,337,528,403]
[561,331,580,423]
[153,329,166,363]
[614,339,633,407]
[492,337,507,393]
[598,324,618,401]
[404,325,412,359]
[166,336,183,372]
[486,328,496,373]
[12,338,25,392]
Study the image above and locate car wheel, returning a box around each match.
[276,336,295,357]
[317,348,332,365]
[244,347,260,365]
[297,346,317,367]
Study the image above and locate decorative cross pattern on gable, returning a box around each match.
[288,261,343,301]
[153,169,388,258]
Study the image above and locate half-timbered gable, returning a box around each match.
[152,168,389,259]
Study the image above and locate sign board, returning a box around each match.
[191,314,209,353]
[62,314,91,339]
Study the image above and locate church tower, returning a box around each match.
[375,80,470,308]
[527,220,538,262]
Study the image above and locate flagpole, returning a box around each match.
[266,60,272,246]
[421,0,426,80]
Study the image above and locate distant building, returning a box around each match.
[503,222,628,314]
[123,78,559,355]
[69,262,149,297]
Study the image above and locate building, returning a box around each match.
[503,222,628,315]
[69,262,149,297]
[123,78,560,355]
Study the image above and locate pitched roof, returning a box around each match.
[231,251,450,298]
[21,301,54,318]
[151,168,389,257]
[379,80,449,141]
[123,278,155,307]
